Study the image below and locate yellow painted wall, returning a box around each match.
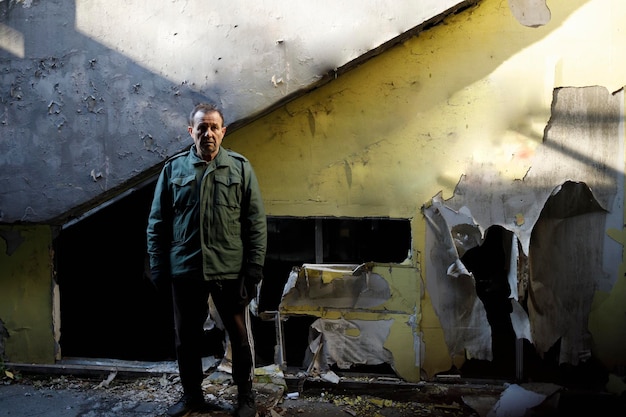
[226,0,626,378]
[0,225,56,364]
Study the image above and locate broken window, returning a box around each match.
[256,217,412,370]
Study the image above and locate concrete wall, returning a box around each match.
[0,0,465,224]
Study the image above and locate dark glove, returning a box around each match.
[244,263,264,284]
[149,268,171,293]
[239,264,264,306]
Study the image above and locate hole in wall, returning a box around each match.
[459,225,517,379]
[456,224,578,382]
[256,217,412,369]
[456,181,611,388]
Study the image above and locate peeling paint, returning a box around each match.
[422,87,624,372]
[0,0,467,223]
[528,181,605,364]
[424,177,620,369]
[279,263,421,381]
[423,198,493,362]
[2,0,626,384]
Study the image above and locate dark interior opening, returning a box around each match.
[55,184,412,371]
[459,225,517,379]
[255,217,412,369]
[55,182,176,361]
[457,184,611,389]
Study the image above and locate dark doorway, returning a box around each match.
[55,182,176,361]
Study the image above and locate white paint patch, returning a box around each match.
[508,0,551,27]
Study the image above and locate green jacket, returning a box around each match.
[147,146,267,281]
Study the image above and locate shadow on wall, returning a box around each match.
[0,0,217,224]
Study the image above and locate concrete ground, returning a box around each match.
[0,380,484,417]
[1,360,625,417]
[0,372,486,417]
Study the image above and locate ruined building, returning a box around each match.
[1,0,625,397]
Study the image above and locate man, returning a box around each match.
[147,103,267,417]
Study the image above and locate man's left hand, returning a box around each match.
[243,263,264,284]
[239,263,264,306]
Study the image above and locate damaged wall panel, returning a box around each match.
[279,263,422,382]
[305,318,395,373]
[423,86,625,376]
[423,197,493,364]
[210,0,626,382]
[529,182,607,365]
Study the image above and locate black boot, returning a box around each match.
[167,394,205,417]
[235,395,256,417]
[235,383,257,417]
[167,393,222,417]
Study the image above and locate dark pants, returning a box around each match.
[171,274,254,399]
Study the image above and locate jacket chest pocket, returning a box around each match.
[214,175,241,209]
[171,174,197,211]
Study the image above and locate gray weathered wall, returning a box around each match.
[0,0,467,224]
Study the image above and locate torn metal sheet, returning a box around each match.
[279,263,421,382]
[304,318,394,372]
[422,87,624,369]
[423,197,493,362]
[463,382,560,417]
[280,263,392,310]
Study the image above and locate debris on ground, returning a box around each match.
[3,361,625,417]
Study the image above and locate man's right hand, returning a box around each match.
[149,268,171,292]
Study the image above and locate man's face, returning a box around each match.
[189,110,226,161]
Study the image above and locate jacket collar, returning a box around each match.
[189,145,230,168]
